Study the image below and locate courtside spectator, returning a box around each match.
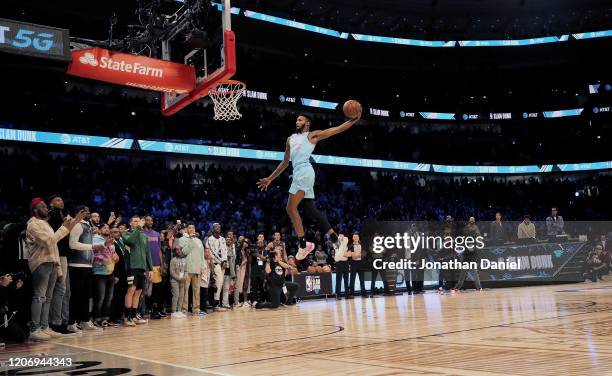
[26,198,83,341]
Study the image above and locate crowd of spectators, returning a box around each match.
[2,146,612,344]
[1,148,611,235]
[240,0,612,41]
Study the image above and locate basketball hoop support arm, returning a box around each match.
[160,0,236,116]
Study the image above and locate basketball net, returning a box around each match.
[209,80,246,121]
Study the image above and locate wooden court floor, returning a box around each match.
[3,281,612,375]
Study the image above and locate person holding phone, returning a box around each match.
[68,205,105,333]
[26,198,85,341]
[47,194,77,336]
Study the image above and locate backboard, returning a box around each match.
[160,0,237,116]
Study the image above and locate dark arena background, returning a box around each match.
[1,0,612,375]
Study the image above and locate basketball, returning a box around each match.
[307,266,316,274]
[322,265,331,273]
[316,266,323,273]
[343,100,362,118]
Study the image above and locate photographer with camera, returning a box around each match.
[1,272,26,343]
[254,246,298,309]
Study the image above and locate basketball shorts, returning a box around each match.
[289,164,315,199]
[127,268,146,290]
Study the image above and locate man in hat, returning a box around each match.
[25,198,84,341]
[47,194,77,336]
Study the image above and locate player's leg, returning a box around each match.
[287,191,316,260]
[301,199,338,243]
[286,191,306,243]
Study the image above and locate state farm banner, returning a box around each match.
[67,47,195,93]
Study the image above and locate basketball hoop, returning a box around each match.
[209,80,246,121]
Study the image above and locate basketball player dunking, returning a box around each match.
[257,111,361,260]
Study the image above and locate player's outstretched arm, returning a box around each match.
[257,138,290,191]
[309,114,361,143]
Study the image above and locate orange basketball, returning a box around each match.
[322,265,331,273]
[307,266,316,274]
[343,100,362,118]
[315,266,323,273]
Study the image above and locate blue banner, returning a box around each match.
[0,128,133,149]
[352,33,454,47]
[542,108,584,118]
[431,164,541,174]
[300,98,338,110]
[419,112,455,120]
[459,36,562,47]
[243,11,346,39]
[557,162,612,172]
[3,127,612,175]
[572,30,612,40]
[210,4,612,48]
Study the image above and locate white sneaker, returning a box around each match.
[42,327,63,338]
[171,312,185,319]
[214,306,228,312]
[296,242,315,260]
[30,329,51,341]
[80,321,102,331]
[179,312,188,318]
[134,317,147,324]
[66,323,82,334]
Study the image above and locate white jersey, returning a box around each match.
[289,132,316,169]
